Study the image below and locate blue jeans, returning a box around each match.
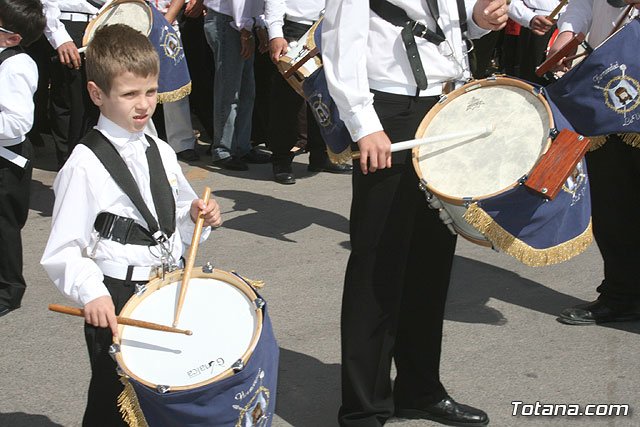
[203,10,255,161]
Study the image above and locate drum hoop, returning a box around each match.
[411,76,554,206]
[82,0,153,47]
[115,268,264,392]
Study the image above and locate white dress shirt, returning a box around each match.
[0,48,37,148]
[41,114,210,307]
[322,0,488,142]
[508,0,563,28]
[41,0,101,49]
[557,0,638,46]
[264,0,324,40]
[204,0,264,31]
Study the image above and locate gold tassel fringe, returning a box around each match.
[157,81,192,104]
[621,132,640,148]
[327,145,353,164]
[463,203,593,267]
[587,135,608,151]
[118,377,149,427]
[232,271,265,289]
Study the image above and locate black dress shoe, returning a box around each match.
[273,164,295,184]
[212,156,248,171]
[308,158,353,174]
[177,148,200,161]
[558,300,640,325]
[396,397,489,426]
[0,304,14,318]
[242,149,272,164]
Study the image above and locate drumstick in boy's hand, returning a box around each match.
[49,304,193,335]
[173,187,211,327]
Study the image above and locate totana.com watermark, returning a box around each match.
[512,401,630,417]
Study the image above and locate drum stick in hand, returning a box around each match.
[49,304,193,335]
[351,125,495,159]
[547,0,568,21]
[173,187,211,327]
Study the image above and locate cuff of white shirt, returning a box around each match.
[77,277,110,307]
[48,28,73,50]
[557,22,579,37]
[268,23,284,40]
[177,206,211,247]
[511,9,536,28]
[467,9,492,40]
[343,105,384,143]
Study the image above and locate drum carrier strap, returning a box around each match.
[370,0,468,95]
[0,46,26,65]
[81,129,176,247]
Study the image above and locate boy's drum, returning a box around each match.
[276,18,323,98]
[112,267,279,426]
[412,77,593,266]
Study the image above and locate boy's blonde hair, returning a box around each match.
[85,24,159,94]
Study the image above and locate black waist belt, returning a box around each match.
[94,212,158,246]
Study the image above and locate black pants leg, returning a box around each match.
[82,277,142,427]
[586,136,640,308]
[338,92,457,426]
[0,139,32,309]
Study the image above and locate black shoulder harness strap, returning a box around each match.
[0,46,26,66]
[370,0,468,91]
[81,129,176,244]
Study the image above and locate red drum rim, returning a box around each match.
[411,76,554,206]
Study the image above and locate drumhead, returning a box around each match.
[83,0,152,46]
[413,78,553,204]
[116,269,262,391]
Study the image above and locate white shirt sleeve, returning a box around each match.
[0,54,37,143]
[41,0,74,49]
[557,0,593,36]
[264,0,286,40]
[41,162,110,307]
[508,0,537,28]
[228,0,256,31]
[321,0,383,143]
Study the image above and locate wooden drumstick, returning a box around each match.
[49,304,193,335]
[351,125,495,159]
[173,187,211,327]
[547,0,568,21]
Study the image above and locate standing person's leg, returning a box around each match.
[232,52,256,159]
[0,139,32,316]
[163,96,199,160]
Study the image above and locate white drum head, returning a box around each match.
[83,0,152,46]
[117,270,260,390]
[413,78,552,203]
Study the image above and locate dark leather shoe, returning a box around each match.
[558,300,640,325]
[308,158,353,174]
[242,149,272,164]
[177,148,200,161]
[213,156,248,171]
[273,164,295,184]
[396,397,489,426]
[0,304,14,318]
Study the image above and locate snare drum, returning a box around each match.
[113,267,279,426]
[412,77,593,266]
[83,0,191,103]
[276,18,323,98]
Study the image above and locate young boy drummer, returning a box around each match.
[41,24,222,426]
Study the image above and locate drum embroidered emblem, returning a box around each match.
[160,27,183,63]
[311,94,332,127]
[233,369,272,427]
[594,63,640,116]
[562,159,587,205]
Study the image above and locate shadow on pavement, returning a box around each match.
[215,190,349,242]
[0,413,64,427]
[276,348,340,427]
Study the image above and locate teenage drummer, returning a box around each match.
[41,24,222,426]
[321,0,507,425]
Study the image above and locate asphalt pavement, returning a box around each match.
[1,139,638,427]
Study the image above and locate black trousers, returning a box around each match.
[339,92,458,426]
[82,276,142,427]
[586,136,640,308]
[268,20,327,169]
[515,26,555,86]
[0,139,32,309]
[49,20,99,167]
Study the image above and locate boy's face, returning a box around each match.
[88,71,158,133]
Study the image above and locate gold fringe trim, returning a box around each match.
[118,377,149,427]
[157,81,192,104]
[587,135,608,151]
[327,145,353,165]
[463,203,593,267]
[621,132,640,148]
[232,270,265,289]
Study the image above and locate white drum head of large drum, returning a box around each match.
[413,78,552,203]
[116,270,261,391]
[83,0,152,46]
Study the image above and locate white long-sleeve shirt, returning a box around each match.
[508,0,563,28]
[557,0,638,46]
[41,0,103,49]
[0,48,37,148]
[322,0,488,142]
[204,0,264,31]
[264,0,324,39]
[41,115,210,307]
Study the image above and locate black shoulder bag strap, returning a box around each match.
[81,129,176,241]
[0,46,26,66]
[370,0,468,92]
